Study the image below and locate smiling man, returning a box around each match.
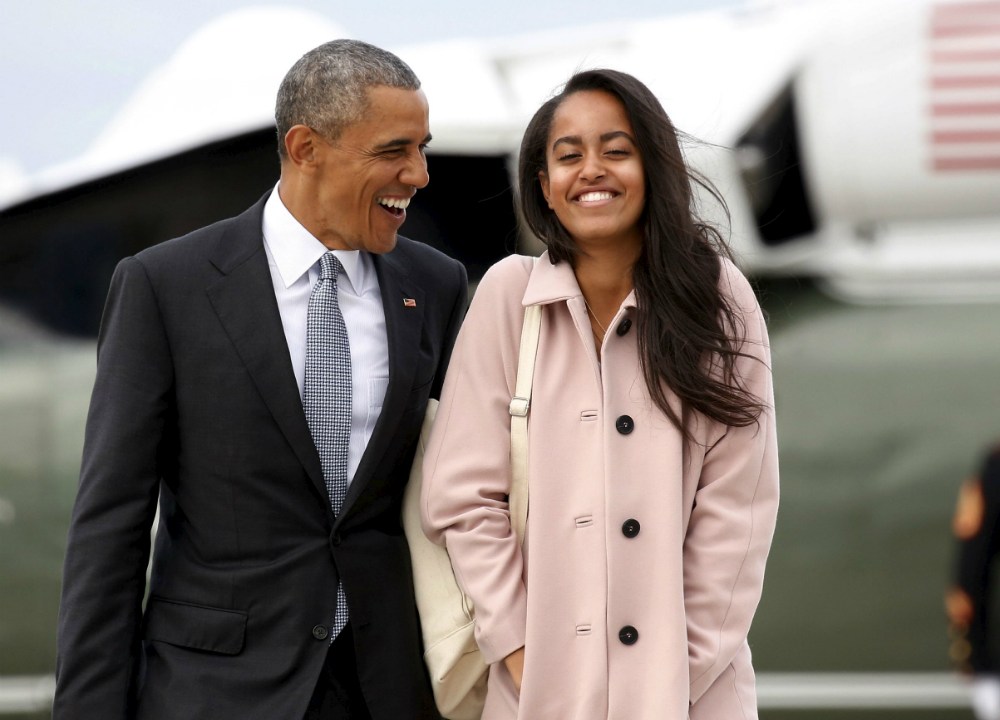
[54,40,467,720]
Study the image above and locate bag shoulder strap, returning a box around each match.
[508,302,541,545]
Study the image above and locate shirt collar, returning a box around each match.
[262,184,369,294]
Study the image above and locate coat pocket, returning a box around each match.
[144,597,247,655]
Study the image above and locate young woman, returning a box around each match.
[421,69,779,719]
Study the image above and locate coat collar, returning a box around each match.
[340,244,425,520]
[205,192,327,505]
[521,250,638,309]
[206,193,271,275]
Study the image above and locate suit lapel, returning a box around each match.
[340,250,425,514]
[204,196,326,504]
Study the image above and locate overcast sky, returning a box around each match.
[0,0,736,177]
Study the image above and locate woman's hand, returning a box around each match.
[503,646,525,692]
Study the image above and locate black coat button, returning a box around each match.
[615,415,634,435]
[330,533,342,547]
[619,625,639,645]
[312,624,329,641]
[622,519,640,538]
[616,318,632,336]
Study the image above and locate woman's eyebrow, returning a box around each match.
[551,130,634,151]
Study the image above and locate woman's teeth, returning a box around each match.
[577,191,615,202]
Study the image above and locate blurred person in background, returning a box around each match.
[948,442,1000,720]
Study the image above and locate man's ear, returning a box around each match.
[284,125,319,170]
[538,171,552,209]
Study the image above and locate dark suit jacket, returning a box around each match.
[54,193,468,719]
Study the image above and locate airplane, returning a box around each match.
[1,1,998,717]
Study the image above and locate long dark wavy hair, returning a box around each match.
[517,69,764,439]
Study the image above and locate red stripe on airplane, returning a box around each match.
[932,49,1000,63]
[931,75,1000,88]
[933,156,1000,170]
[932,0,1000,13]
[932,102,1000,115]
[932,129,1000,142]
[931,24,1000,38]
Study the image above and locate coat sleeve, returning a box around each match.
[53,257,173,719]
[685,262,780,705]
[420,256,532,665]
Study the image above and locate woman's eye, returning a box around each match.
[606,148,630,156]
[557,152,581,161]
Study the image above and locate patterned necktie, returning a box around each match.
[304,252,351,640]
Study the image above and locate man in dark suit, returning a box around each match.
[54,39,467,719]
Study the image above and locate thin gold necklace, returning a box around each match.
[584,298,608,338]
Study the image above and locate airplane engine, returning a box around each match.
[720,0,1000,301]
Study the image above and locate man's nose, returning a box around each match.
[402,151,430,189]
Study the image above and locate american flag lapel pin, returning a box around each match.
[403,298,417,308]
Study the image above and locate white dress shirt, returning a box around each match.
[261,185,389,487]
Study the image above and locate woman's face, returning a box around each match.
[539,90,645,251]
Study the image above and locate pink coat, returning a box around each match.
[422,253,779,719]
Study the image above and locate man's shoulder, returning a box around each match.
[393,235,460,264]
[135,217,229,263]
[390,235,466,281]
[134,196,267,269]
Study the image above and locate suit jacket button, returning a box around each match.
[622,519,640,538]
[330,533,342,547]
[615,415,634,435]
[616,318,632,336]
[619,625,639,645]
[312,624,329,641]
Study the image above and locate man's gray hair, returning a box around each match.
[275,39,421,158]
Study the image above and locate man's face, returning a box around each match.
[309,86,430,253]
